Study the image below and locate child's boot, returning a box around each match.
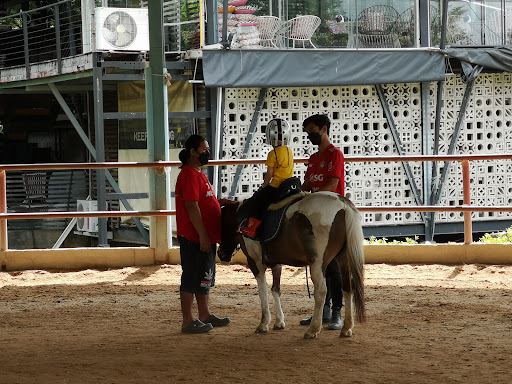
[240,217,261,238]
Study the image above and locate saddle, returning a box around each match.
[276,176,302,200]
[238,177,304,241]
[260,192,308,242]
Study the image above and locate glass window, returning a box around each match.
[431,0,512,47]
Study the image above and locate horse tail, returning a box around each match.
[342,198,366,323]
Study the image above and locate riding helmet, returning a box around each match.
[265,118,291,147]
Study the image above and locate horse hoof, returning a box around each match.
[340,328,352,337]
[273,321,285,330]
[255,325,269,334]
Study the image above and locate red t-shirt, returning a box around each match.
[305,144,345,196]
[175,165,221,244]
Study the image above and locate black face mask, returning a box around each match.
[198,150,210,165]
[307,132,322,146]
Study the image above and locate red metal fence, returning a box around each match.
[2,154,512,250]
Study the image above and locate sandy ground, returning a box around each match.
[1,262,512,384]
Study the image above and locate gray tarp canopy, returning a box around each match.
[443,46,512,73]
[202,47,446,88]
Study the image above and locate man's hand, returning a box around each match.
[199,233,211,253]
[185,200,211,252]
[219,198,239,207]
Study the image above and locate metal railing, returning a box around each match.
[0,0,82,75]
[2,153,512,251]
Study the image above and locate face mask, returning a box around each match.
[307,132,322,146]
[198,150,210,165]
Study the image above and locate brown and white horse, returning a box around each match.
[218,192,366,339]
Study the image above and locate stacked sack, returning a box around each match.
[218,1,260,49]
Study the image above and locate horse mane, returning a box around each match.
[267,192,309,211]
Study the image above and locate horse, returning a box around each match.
[218,191,366,339]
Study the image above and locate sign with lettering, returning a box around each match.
[118,119,195,149]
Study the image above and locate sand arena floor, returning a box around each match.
[1,263,512,384]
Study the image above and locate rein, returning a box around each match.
[306,266,311,299]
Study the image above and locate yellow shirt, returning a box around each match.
[266,146,294,188]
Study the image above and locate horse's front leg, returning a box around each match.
[304,261,327,339]
[247,256,271,333]
[271,265,285,330]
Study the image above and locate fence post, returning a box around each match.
[55,5,62,74]
[22,12,30,79]
[462,160,472,244]
[0,170,8,251]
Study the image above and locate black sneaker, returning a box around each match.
[181,319,213,334]
[327,310,343,330]
[299,314,331,326]
[204,314,231,327]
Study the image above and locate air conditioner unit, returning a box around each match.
[76,200,99,233]
[94,7,149,51]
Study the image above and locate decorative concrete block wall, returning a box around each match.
[220,73,512,228]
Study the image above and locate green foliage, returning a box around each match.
[479,226,512,244]
[312,32,348,48]
[364,236,419,245]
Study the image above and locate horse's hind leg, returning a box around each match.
[271,265,285,330]
[341,291,354,337]
[304,260,327,339]
[247,256,272,333]
[338,250,354,337]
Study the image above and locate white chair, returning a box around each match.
[283,15,321,48]
[257,16,282,48]
[357,5,400,48]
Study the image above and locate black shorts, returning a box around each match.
[179,236,216,295]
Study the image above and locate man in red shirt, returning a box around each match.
[175,134,236,334]
[300,114,345,331]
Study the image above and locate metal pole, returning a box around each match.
[375,85,425,221]
[228,88,268,199]
[55,5,62,74]
[421,82,432,240]
[211,87,224,197]
[22,12,30,79]
[428,0,450,241]
[93,54,108,246]
[206,0,218,44]
[147,0,171,259]
[440,0,448,49]
[462,160,472,244]
[419,0,431,46]
[431,66,483,206]
[0,171,7,250]
[66,1,76,56]
[502,0,506,45]
[199,0,205,48]
[48,83,149,243]
[222,0,228,45]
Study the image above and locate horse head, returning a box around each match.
[218,203,242,262]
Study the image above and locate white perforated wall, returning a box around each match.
[220,73,512,228]
[432,73,512,223]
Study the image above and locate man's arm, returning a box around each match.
[185,200,210,252]
[318,177,339,192]
[302,178,312,192]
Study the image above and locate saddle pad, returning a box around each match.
[261,193,308,242]
[260,205,288,242]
